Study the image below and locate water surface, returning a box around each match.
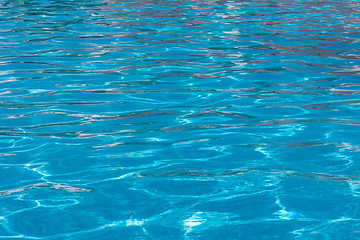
[1,0,360,239]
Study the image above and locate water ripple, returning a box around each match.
[1,0,360,238]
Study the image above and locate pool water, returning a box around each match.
[1,0,360,239]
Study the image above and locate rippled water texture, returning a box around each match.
[1,0,360,239]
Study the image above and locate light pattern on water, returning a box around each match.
[0,0,360,239]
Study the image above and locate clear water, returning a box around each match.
[1,0,360,239]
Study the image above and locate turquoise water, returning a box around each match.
[1,0,360,238]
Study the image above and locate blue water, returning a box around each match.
[1,0,360,239]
